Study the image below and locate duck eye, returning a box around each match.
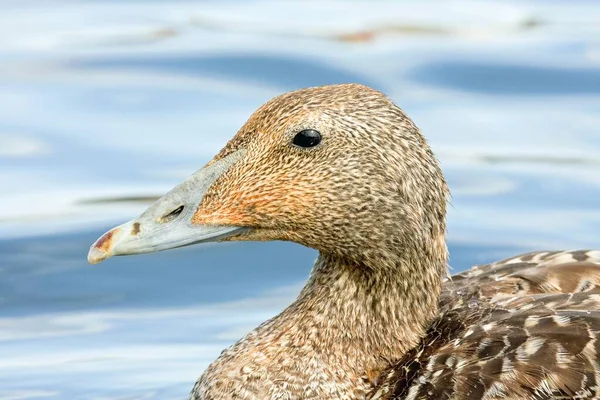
[292,129,321,148]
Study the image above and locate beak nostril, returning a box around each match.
[159,205,184,223]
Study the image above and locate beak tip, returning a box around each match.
[87,227,119,265]
[87,246,109,264]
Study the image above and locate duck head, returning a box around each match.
[88,84,448,267]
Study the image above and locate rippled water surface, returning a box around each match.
[1,1,599,398]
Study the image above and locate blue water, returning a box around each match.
[1,1,599,399]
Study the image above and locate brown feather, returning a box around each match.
[370,250,600,399]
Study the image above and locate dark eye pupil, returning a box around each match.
[293,129,321,148]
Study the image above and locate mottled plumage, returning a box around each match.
[371,250,600,400]
[88,84,600,400]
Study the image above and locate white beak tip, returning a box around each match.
[87,247,109,264]
[87,228,119,264]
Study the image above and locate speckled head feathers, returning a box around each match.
[193,84,449,264]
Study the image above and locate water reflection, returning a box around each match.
[412,62,600,95]
[74,54,379,90]
[1,232,315,315]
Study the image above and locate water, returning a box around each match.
[1,1,599,398]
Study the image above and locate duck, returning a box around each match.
[87,83,600,400]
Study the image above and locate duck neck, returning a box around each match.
[283,241,448,384]
[195,237,448,399]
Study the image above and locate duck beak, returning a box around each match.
[87,151,246,264]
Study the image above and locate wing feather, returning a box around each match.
[370,250,600,400]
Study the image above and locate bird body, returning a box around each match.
[87,84,600,399]
[373,250,600,399]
